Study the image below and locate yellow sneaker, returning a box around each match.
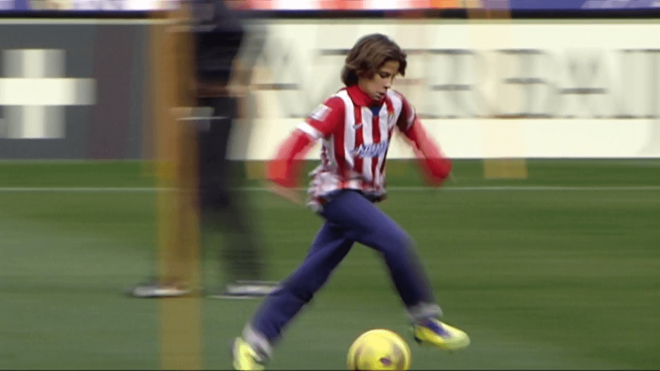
[231,337,266,370]
[412,318,470,351]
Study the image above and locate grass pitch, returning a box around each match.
[1,159,659,370]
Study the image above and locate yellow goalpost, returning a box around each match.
[148,6,203,370]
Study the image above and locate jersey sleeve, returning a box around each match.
[265,96,343,190]
[394,93,453,187]
[396,94,417,135]
[297,96,345,140]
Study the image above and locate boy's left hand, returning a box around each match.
[266,181,303,205]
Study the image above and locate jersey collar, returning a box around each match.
[346,84,386,107]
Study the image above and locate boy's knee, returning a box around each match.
[388,227,413,248]
[371,227,413,256]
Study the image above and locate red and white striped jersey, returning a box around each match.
[297,84,417,208]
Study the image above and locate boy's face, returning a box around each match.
[357,60,400,102]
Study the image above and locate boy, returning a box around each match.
[231,33,470,370]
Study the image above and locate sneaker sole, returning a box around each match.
[412,328,470,352]
[413,334,470,352]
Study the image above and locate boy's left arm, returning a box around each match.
[396,97,452,187]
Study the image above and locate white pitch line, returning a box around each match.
[0,19,172,25]
[0,186,660,193]
[238,186,660,192]
[0,187,161,192]
[400,186,660,192]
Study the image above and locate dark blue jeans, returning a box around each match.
[248,190,439,345]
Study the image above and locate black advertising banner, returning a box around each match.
[0,20,149,159]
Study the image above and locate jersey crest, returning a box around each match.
[310,104,332,122]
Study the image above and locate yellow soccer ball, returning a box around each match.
[347,329,411,370]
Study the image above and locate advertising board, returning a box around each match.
[239,19,660,160]
[2,0,659,12]
[1,17,659,160]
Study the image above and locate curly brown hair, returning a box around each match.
[341,34,407,86]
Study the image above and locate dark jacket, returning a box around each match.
[190,0,245,85]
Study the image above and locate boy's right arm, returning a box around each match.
[265,96,345,196]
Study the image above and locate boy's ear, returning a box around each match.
[356,69,372,80]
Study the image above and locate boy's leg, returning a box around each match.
[319,191,469,351]
[241,221,354,360]
[321,191,440,320]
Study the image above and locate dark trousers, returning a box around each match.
[249,190,438,343]
[196,96,265,284]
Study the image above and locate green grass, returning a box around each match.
[1,160,659,370]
